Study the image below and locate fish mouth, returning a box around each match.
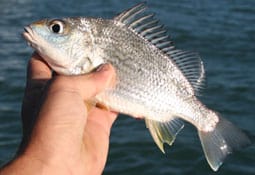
[23,26,35,47]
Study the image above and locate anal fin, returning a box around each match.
[145,117,184,153]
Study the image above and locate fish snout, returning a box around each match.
[32,19,48,26]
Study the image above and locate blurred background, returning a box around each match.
[0,0,254,174]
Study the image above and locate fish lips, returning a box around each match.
[23,26,34,47]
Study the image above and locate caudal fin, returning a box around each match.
[198,116,252,171]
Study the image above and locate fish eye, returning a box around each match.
[49,20,65,34]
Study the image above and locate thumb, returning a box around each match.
[47,64,116,101]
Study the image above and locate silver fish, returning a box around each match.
[23,3,251,171]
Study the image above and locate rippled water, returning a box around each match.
[0,0,254,174]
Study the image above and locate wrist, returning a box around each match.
[0,153,67,175]
[0,154,43,175]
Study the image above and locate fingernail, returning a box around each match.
[96,63,110,72]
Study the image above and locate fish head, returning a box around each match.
[23,18,96,75]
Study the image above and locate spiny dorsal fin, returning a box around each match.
[114,3,206,94]
[114,2,172,51]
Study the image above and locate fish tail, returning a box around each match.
[198,115,253,171]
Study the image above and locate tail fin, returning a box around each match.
[198,116,252,171]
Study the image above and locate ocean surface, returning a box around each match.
[0,0,254,174]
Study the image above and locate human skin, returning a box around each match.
[0,53,117,175]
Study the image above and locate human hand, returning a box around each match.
[0,53,117,175]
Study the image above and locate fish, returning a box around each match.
[22,3,252,171]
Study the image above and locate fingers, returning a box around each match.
[24,52,52,96]
[22,52,52,118]
[23,52,52,113]
[27,52,52,81]
[19,53,53,154]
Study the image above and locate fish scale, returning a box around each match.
[96,22,187,97]
[23,2,252,171]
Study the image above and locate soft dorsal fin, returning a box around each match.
[114,3,206,94]
[167,50,205,94]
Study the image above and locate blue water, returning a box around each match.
[0,0,255,174]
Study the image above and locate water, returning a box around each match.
[0,0,254,174]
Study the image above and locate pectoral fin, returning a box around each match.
[84,100,96,112]
[96,102,110,111]
[85,100,110,112]
[145,117,184,153]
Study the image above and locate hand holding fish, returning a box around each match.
[0,53,117,175]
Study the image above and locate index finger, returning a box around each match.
[27,52,52,81]
[19,53,53,154]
